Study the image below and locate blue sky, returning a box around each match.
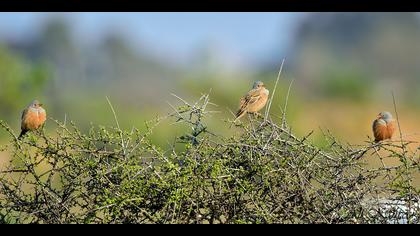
[0,13,305,67]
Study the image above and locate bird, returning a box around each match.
[18,100,47,139]
[372,111,396,142]
[235,81,269,121]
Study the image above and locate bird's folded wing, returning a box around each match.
[21,108,28,120]
[239,89,261,110]
[387,120,396,137]
[373,119,388,141]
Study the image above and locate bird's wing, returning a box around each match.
[239,89,262,111]
[373,119,387,141]
[20,107,30,131]
[386,119,396,138]
[21,107,28,121]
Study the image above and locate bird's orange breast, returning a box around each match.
[22,109,46,131]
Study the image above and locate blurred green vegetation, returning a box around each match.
[1,13,420,149]
[0,46,51,129]
[320,68,372,102]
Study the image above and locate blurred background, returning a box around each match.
[0,12,419,161]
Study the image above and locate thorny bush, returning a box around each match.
[0,93,419,224]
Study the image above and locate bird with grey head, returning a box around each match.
[235,81,270,121]
[372,111,396,142]
[19,100,47,139]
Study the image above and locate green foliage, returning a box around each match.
[0,95,419,224]
[320,69,372,102]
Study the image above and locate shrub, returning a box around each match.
[0,93,419,224]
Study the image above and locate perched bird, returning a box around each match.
[19,100,47,139]
[235,81,269,121]
[372,111,395,142]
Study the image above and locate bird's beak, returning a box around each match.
[39,104,43,107]
[376,115,382,119]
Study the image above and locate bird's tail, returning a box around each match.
[18,130,27,139]
[234,109,246,122]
